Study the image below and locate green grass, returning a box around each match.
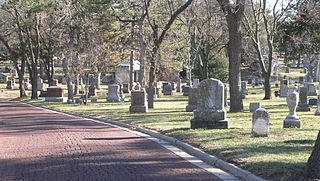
[22,85,320,181]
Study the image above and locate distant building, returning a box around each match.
[115,60,140,84]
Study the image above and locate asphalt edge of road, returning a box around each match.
[22,100,268,181]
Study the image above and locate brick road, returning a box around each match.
[0,100,223,181]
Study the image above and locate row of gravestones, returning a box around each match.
[279,78,318,97]
[130,78,319,136]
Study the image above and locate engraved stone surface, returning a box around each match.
[163,83,172,96]
[284,91,301,128]
[130,89,148,113]
[182,85,190,96]
[249,102,261,113]
[37,78,45,91]
[6,80,13,89]
[192,79,200,88]
[107,84,124,102]
[279,79,289,97]
[297,86,311,112]
[315,93,320,116]
[252,108,269,137]
[47,86,64,97]
[122,83,130,93]
[52,79,59,86]
[186,88,199,112]
[191,78,228,129]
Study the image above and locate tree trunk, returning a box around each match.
[227,17,243,112]
[18,72,26,97]
[95,72,101,90]
[263,75,271,99]
[305,131,320,179]
[74,74,79,95]
[30,65,38,99]
[138,19,146,86]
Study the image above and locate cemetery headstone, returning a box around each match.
[297,86,311,111]
[0,74,8,83]
[299,76,304,84]
[284,91,301,128]
[90,97,98,103]
[129,89,148,113]
[11,78,16,87]
[279,79,289,97]
[6,80,13,89]
[44,87,67,102]
[186,88,200,112]
[52,79,59,86]
[122,83,130,93]
[47,87,64,97]
[315,93,320,116]
[107,84,124,102]
[88,85,96,97]
[305,83,317,96]
[62,77,67,84]
[309,99,318,106]
[190,78,229,129]
[37,78,45,91]
[241,81,247,98]
[192,79,200,88]
[249,102,261,112]
[285,67,290,73]
[163,83,172,95]
[182,85,190,96]
[252,108,269,137]
[133,82,141,91]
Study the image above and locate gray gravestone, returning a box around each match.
[88,85,96,96]
[285,67,290,73]
[305,83,317,96]
[280,79,289,97]
[252,108,269,137]
[37,78,44,91]
[297,86,311,111]
[249,102,261,112]
[129,89,148,113]
[163,83,172,95]
[284,91,301,128]
[182,85,190,96]
[241,81,247,98]
[107,84,124,102]
[190,78,229,129]
[122,83,130,93]
[315,93,320,116]
[52,79,59,86]
[6,80,13,89]
[192,79,200,88]
[186,88,200,112]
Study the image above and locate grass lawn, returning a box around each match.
[17,84,319,181]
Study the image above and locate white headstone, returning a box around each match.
[252,108,269,137]
[284,91,301,128]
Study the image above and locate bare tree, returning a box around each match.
[216,0,245,112]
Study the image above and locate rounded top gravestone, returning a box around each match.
[197,78,224,111]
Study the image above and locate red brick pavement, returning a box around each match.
[0,100,222,181]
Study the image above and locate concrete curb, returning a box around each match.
[22,101,268,181]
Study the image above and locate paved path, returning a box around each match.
[0,100,233,181]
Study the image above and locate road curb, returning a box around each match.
[22,101,268,181]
